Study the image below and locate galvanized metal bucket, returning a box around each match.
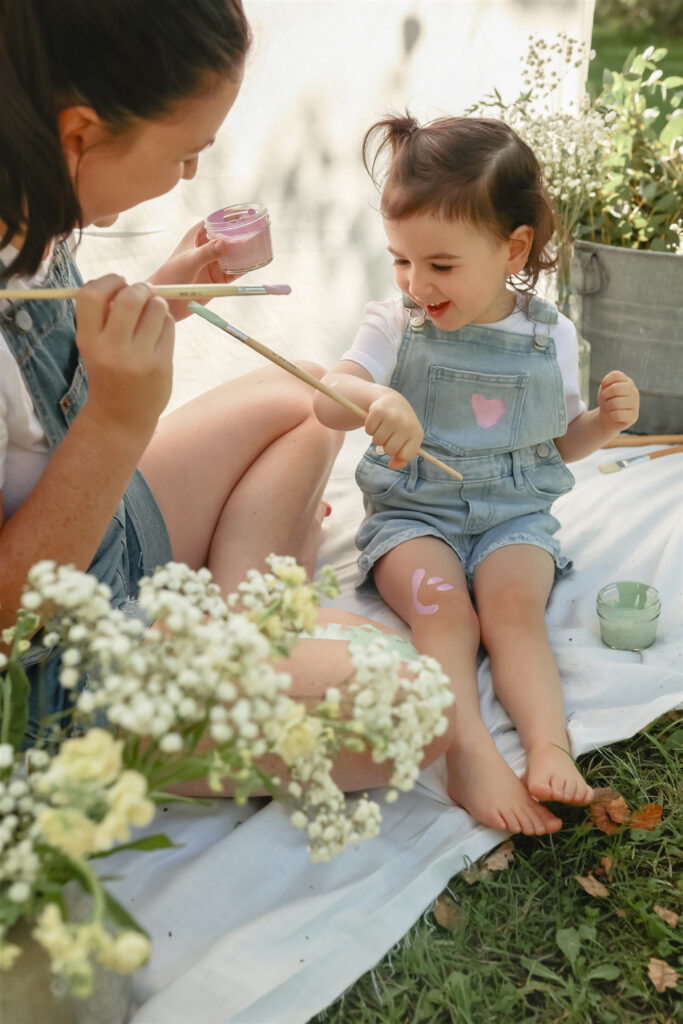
[571,240,683,434]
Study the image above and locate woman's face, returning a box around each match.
[62,73,242,227]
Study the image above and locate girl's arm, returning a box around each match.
[554,370,640,462]
[313,360,424,470]
[0,277,174,632]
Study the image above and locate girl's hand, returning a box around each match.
[76,275,175,443]
[597,370,640,432]
[147,220,238,321]
[365,389,424,469]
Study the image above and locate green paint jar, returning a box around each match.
[596,582,661,651]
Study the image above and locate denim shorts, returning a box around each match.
[357,508,572,591]
[22,470,172,746]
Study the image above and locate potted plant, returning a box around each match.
[0,557,452,1022]
[468,36,683,432]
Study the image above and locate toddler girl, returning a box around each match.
[314,115,640,834]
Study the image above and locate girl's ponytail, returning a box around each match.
[0,0,80,279]
[362,113,421,189]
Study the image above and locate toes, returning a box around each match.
[501,809,523,834]
[527,778,553,802]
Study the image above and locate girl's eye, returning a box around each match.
[392,259,409,267]
[432,264,453,273]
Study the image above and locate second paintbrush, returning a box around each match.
[189,302,464,482]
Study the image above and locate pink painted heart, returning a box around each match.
[471,393,506,429]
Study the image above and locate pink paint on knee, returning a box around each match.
[426,576,454,592]
[436,583,453,592]
[411,568,440,615]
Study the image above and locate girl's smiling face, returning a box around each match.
[384,213,532,330]
[59,73,242,227]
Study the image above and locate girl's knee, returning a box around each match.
[411,588,480,640]
[480,582,544,632]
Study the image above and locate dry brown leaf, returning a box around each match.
[575,873,609,898]
[615,908,627,919]
[647,958,680,993]
[598,855,615,878]
[653,905,679,928]
[483,840,515,872]
[630,803,664,831]
[433,893,463,931]
[605,795,629,823]
[588,787,628,835]
[462,866,485,885]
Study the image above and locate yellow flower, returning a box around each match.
[37,808,100,858]
[273,704,323,765]
[107,771,154,828]
[281,586,318,631]
[46,729,123,788]
[0,943,21,969]
[97,931,150,972]
[274,563,307,586]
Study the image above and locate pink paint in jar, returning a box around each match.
[204,203,273,274]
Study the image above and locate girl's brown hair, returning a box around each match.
[362,113,558,289]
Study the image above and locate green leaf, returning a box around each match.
[4,662,30,752]
[521,957,566,984]
[102,890,149,937]
[663,76,683,89]
[578,923,597,942]
[87,833,180,860]
[587,964,621,982]
[556,927,581,966]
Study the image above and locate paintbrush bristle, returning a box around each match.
[598,462,621,474]
[263,284,291,295]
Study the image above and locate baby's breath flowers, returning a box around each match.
[1,555,453,988]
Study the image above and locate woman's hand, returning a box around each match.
[365,389,424,469]
[597,370,640,432]
[147,220,239,321]
[76,276,175,444]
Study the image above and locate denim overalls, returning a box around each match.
[0,241,172,741]
[355,294,575,586]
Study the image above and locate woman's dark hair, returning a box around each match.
[363,113,558,289]
[0,0,250,278]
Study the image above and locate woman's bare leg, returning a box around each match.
[474,545,593,807]
[139,363,342,588]
[176,606,452,797]
[373,536,562,835]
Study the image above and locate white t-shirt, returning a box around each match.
[0,243,57,519]
[341,295,586,426]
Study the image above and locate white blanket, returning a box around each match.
[101,432,681,1024]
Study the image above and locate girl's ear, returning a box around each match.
[57,106,106,177]
[507,225,534,274]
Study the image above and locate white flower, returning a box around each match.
[0,744,14,769]
[7,881,30,902]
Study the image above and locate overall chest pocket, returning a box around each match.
[424,366,528,457]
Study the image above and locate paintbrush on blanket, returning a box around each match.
[598,443,683,474]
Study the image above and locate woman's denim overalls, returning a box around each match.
[355,294,576,586]
[0,242,172,741]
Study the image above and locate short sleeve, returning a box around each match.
[0,347,10,491]
[554,312,586,424]
[341,298,407,385]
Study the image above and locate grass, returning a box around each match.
[315,713,682,1024]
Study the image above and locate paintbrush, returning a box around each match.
[189,302,464,482]
[598,443,683,474]
[1,283,291,300]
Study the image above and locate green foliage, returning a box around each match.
[579,46,683,250]
[594,0,683,36]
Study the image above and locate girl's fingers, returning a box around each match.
[76,275,127,344]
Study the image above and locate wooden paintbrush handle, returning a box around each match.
[603,434,683,448]
[648,443,683,460]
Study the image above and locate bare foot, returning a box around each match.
[298,501,331,579]
[524,743,593,806]
[446,732,563,835]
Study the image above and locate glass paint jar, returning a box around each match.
[204,204,273,274]
[596,581,661,651]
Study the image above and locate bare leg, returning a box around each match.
[139,363,342,588]
[474,545,593,807]
[373,537,562,835]
[176,606,452,797]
